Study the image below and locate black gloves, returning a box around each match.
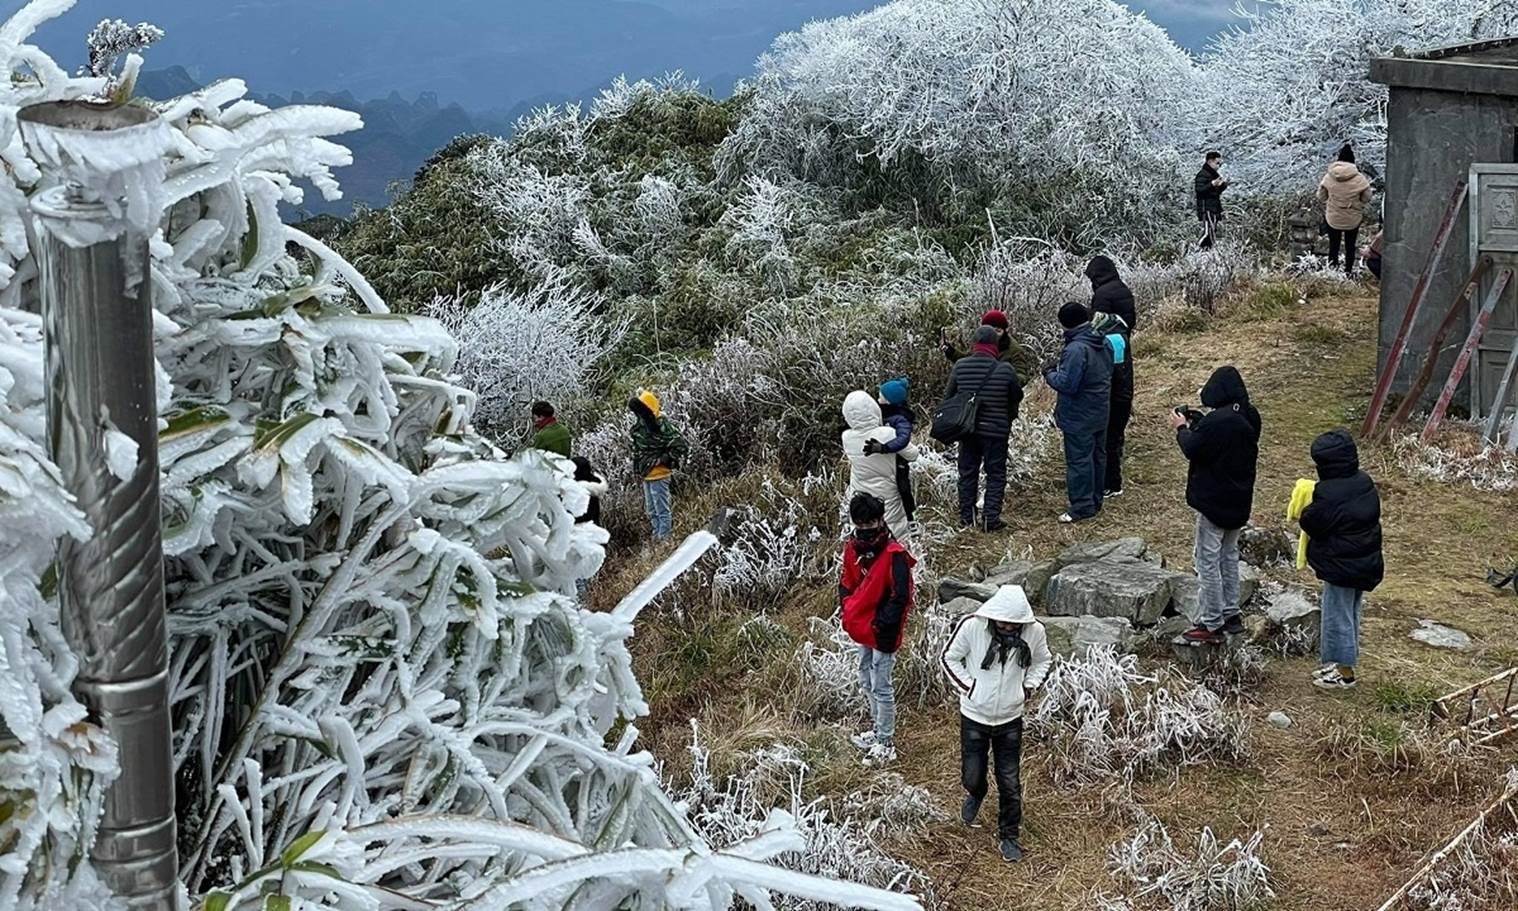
[863,439,885,455]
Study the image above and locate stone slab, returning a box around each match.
[1044,560,1187,625]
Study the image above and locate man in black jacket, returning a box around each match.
[1086,256,1136,497]
[1170,366,1260,643]
[1195,151,1229,250]
[946,326,1025,532]
[1299,430,1383,691]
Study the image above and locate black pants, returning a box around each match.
[1105,393,1132,493]
[895,455,916,522]
[961,715,1024,840]
[957,434,1009,525]
[1061,426,1107,519]
[1198,213,1219,250]
[1327,227,1359,276]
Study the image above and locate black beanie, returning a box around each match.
[1337,142,1355,163]
[1058,301,1090,330]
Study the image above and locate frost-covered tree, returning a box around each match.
[1200,0,1518,197]
[0,4,921,909]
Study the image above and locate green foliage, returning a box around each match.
[1371,681,1439,716]
[1240,282,1298,322]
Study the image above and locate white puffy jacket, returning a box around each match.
[841,390,918,540]
[940,585,1053,726]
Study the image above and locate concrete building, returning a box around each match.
[1371,39,1518,420]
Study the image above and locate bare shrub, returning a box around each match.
[714,477,830,607]
[1108,814,1275,911]
[1392,426,1518,494]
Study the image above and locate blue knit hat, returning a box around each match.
[879,377,910,406]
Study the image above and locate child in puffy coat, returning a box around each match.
[866,377,917,527]
[839,492,915,768]
[940,585,1051,865]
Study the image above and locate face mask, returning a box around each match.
[853,525,888,552]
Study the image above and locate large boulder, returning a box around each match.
[1172,564,1262,622]
[1056,537,1160,569]
[1041,615,1140,657]
[984,560,1034,587]
[1043,561,1187,625]
[941,596,984,618]
[938,577,999,604]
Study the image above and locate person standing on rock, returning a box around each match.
[841,492,915,767]
[941,309,1039,381]
[1170,366,1261,643]
[1317,143,1373,278]
[843,390,919,541]
[946,327,1025,532]
[940,584,1051,864]
[1086,255,1136,498]
[1298,430,1384,691]
[1195,151,1229,250]
[1043,302,1112,524]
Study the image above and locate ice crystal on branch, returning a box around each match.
[85,18,161,78]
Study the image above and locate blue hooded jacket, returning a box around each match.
[1044,325,1114,433]
[877,377,914,453]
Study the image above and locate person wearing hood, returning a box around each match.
[841,492,916,767]
[946,327,1025,531]
[867,377,918,529]
[1043,302,1113,523]
[1195,150,1229,250]
[628,390,689,541]
[1298,430,1384,691]
[942,309,1039,381]
[1317,143,1373,277]
[530,401,572,458]
[940,584,1052,864]
[1169,366,1262,643]
[1087,256,1136,497]
[842,389,920,540]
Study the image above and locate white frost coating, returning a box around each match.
[20,112,174,246]
[102,427,137,481]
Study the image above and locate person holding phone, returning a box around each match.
[1194,151,1229,250]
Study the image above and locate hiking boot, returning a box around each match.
[1183,625,1224,644]
[1000,838,1024,863]
[862,742,897,767]
[1221,615,1246,636]
[961,795,984,827]
[1314,671,1357,692]
[981,519,1008,533]
[850,730,878,750]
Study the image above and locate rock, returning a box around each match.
[984,560,1035,588]
[1409,619,1473,650]
[1056,537,1157,569]
[1267,711,1293,729]
[1172,564,1263,622]
[966,562,988,583]
[1023,561,1059,607]
[1240,524,1295,567]
[1149,615,1192,642]
[1041,615,1139,657]
[938,577,998,605]
[941,597,983,617]
[1043,561,1187,625]
[1264,588,1321,640]
[1309,821,1331,837]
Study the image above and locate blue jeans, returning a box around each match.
[643,477,673,540]
[1194,512,1243,630]
[1320,583,1363,667]
[857,646,897,744]
[1062,427,1107,519]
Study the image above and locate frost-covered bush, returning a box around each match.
[1107,815,1275,911]
[1029,648,1250,791]
[721,176,817,295]
[1392,427,1518,493]
[1118,240,1260,317]
[968,243,1088,363]
[794,616,869,719]
[425,269,627,436]
[713,477,828,605]
[0,5,920,909]
[1201,0,1518,197]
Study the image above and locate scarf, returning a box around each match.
[853,526,890,562]
[972,341,1001,358]
[533,415,557,431]
[981,621,1031,671]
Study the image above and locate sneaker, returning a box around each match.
[862,743,897,767]
[1000,838,1024,863]
[850,730,878,750]
[961,795,984,827]
[1104,488,1124,499]
[1059,512,1096,524]
[1312,663,1338,681]
[1314,672,1357,691]
[981,519,1008,533]
[1221,615,1246,636]
[1183,625,1224,644]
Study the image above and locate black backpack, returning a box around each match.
[931,364,997,444]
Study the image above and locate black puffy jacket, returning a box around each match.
[1195,165,1226,219]
[1087,256,1136,403]
[1300,430,1384,592]
[1177,366,1261,530]
[946,352,1024,439]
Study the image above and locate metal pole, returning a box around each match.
[20,101,176,909]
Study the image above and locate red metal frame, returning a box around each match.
[1422,266,1514,442]
[1382,256,1492,436]
[1485,340,1518,445]
[1364,180,1469,437]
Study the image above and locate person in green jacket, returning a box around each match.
[629,390,689,540]
[530,401,572,458]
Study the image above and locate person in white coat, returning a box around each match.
[940,584,1052,864]
[841,390,919,540]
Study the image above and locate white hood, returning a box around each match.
[973,585,1035,624]
[842,390,883,432]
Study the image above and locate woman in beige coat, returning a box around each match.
[1317,143,1373,277]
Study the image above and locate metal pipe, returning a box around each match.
[21,101,177,910]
